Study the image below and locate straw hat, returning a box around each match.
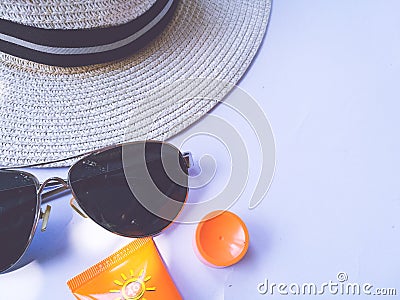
[0,0,271,166]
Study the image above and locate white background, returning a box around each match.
[1,0,400,299]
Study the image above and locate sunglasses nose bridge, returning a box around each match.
[37,177,70,231]
[38,177,70,196]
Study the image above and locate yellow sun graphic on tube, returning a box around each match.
[110,269,156,300]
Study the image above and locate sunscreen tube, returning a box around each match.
[67,237,182,300]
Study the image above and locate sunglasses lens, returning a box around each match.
[69,141,188,237]
[0,170,38,273]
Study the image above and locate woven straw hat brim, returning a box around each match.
[0,0,271,166]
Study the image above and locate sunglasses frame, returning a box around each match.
[0,140,192,274]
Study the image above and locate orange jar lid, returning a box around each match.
[194,210,249,268]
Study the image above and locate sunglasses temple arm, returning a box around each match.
[41,185,70,202]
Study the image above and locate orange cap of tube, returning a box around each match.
[194,210,249,268]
